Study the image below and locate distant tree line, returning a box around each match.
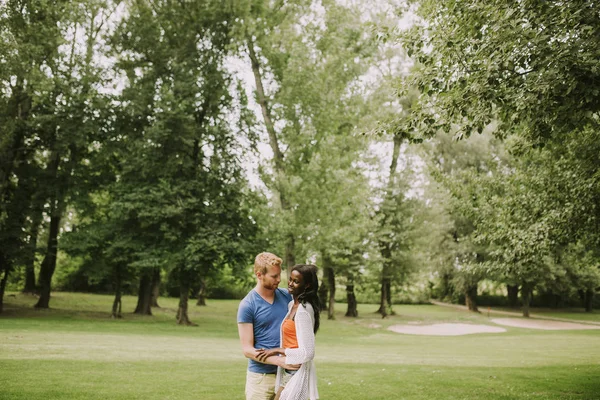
[1,0,598,321]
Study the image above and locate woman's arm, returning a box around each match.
[255,347,285,361]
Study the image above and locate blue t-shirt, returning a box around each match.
[237,288,292,373]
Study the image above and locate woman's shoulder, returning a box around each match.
[300,302,315,315]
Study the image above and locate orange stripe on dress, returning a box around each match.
[282,319,298,349]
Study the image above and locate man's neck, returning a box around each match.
[254,284,276,302]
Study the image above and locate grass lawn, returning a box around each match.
[1,292,600,399]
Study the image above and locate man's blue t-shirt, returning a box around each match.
[237,288,292,373]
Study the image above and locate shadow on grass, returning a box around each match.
[1,293,179,322]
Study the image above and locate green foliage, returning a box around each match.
[395,0,600,309]
[375,160,423,286]
[0,0,117,308]
[62,0,262,307]
[401,0,600,144]
[421,131,507,303]
[237,1,382,283]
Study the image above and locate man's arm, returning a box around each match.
[238,323,260,360]
[237,323,299,369]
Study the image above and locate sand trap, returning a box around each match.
[491,318,600,331]
[388,323,506,336]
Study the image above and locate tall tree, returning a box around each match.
[424,131,510,311]
[0,0,110,309]
[398,0,600,313]
[109,0,259,323]
[237,1,377,285]
[35,1,112,308]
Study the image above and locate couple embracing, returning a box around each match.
[237,252,321,400]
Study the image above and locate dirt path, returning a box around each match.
[386,302,600,335]
[388,323,507,336]
[430,300,600,326]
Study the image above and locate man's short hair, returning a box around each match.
[254,252,282,275]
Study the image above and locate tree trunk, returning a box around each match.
[111,266,122,319]
[285,235,296,278]
[584,289,594,312]
[23,193,44,294]
[150,268,161,308]
[326,266,336,320]
[23,255,37,294]
[196,278,206,306]
[23,218,41,294]
[0,264,9,314]
[35,212,61,309]
[111,285,122,319]
[134,272,153,315]
[521,284,531,318]
[507,284,519,308]
[386,280,393,313]
[318,279,328,312]
[35,144,68,309]
[177,279,197,326]
[345,280,358,318]
[440,272,453,300]
[247,36,284,172]
[376,134,403,317]
[553,293,563,308]
[379,277,394,318]
[465,283,479,312]
[247,35,296,278]
[376,280,384,314]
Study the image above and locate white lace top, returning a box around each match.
[275,301,319,400]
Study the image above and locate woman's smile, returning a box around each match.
[288,270,306,296]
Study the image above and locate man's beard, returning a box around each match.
[262,281,279,291]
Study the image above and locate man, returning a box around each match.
[238,252,297,400]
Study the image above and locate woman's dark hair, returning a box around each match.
[292,264,321,334]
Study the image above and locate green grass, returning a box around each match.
[2,292,600,399]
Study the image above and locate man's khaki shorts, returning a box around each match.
[245,371,276,400]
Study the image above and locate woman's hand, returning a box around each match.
[255,347,284,362]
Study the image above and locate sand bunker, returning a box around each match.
[388,323,506,336]
[491,318,600,331]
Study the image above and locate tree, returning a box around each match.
[34,1,115,309]
[295,132,376,320]
[62,191,137,319]
[473,132,600,315]
[0,0,112,310]
[108,0,260,323]
[237,0,311,274]
[423,131,510,311]
[236,1,377,287]
[392,0,600,312]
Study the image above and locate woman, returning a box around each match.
[257,264,321,400]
